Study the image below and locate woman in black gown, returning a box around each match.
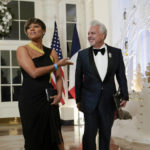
[16,18,72,150]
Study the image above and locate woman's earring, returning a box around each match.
[42,32,45,38]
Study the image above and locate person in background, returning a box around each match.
[17,17,73,150]
[75,20,129,150]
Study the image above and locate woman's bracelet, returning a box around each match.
[54,63,58,70]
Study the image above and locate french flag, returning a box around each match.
[68,24,81,99]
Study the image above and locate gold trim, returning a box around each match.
[28,42,44,54]
[50,56,54,62]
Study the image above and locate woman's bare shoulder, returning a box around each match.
[17,45,29,52]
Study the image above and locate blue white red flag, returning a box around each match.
[68,24,81,99]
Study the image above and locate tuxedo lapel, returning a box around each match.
[88,46,102,82]
[103,45,113,82]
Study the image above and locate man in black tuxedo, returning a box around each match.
[75,20,129,150]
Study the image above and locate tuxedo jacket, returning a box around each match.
[75,45,129,114]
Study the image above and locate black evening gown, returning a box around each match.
[19,46,62,150]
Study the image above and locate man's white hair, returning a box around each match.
[90,20,107,39]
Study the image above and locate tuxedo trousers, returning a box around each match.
[82,95,114,150]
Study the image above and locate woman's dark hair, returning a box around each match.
[24,18,46,34]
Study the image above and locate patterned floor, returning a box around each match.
[0,122,150,150]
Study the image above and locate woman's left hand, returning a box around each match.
[50,95,61,105]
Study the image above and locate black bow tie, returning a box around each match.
[93,48,105,55]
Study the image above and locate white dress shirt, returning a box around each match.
[93,44,108,81]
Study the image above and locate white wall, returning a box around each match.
[93,0,112,44]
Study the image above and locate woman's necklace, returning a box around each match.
[28,42,44,54]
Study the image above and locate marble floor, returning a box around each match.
[0,120,150,150]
